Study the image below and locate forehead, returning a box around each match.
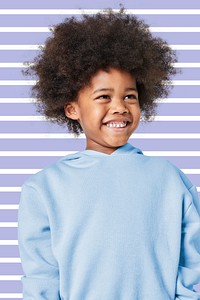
[88,67,136,88]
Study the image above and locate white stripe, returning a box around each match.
[1,79,200,86]
[0,258,21,263]
[175,63,200,68]
[1,98,200,104]
[0,275,22,282]
[0,169,40,174]
[0,44,41,50]
[1,133,200,139]
[1,9,200,15]
[155,98,200,103]
[0,133,85,138]
[1,44,200,51]
[182,169,200,174]
[1,62,200,68]
[0,187,199,193]
[0,150,197,156]
[0,150,200,157]
[0,205,19,209]
[1,26,200,33]
[0,222,18,227]
[151,27,200,32]
[1,168,199,175]
[170,80,200,85]
[197,187,200,192]
[0,98,36,103]
[0,187,21,192]
[0,276,22,281]
[171,45,200,50]
[0,151,73,156]
[0,240,18,245]
[143,151,200,156]
[0,63,31,68]
[0,294,22,298]
[0,80,36,85]
[1,116,200,121]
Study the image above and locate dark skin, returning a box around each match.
[65,68,141,155]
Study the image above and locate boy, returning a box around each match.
[18,9,200,299]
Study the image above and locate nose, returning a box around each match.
[110,99,129,114]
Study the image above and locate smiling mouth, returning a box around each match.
[105,121,130,128]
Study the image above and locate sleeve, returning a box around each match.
[18,184,61,299]
[175,185,200,299]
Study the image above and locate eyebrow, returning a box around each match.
[92,87,138,94]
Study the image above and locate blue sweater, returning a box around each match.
[18,143,200,299]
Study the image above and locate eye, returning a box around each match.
[124,94,138,102]
[95,95,111,102]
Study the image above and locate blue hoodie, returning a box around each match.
[18,143,200,299]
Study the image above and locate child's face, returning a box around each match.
[65,67,141,154]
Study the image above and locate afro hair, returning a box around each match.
[25,8,177,135]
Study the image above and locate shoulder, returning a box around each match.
[22,151,82,190]
[140,154,193,190]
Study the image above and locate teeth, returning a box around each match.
[106,121,127,128]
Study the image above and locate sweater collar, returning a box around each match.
[81,143,143,157]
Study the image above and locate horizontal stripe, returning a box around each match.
[1,133,200,139]
[0,294,22,298]
[1,168,199,175]
[1,116,200,121]
[0,187,199,193]
[0,188,21,192]
[2,26,200,33]
[0,258,20,263]
[0,241,18,245]
[1,44,200,50]
[1,98,200,104]
[0,205,18,210]
[0,223,18,227]
[0,276,22,281]
[1,62,200,68]
[1,9,200,15]
[1,80,200,85]
[1,151,200,157]
[0,80,198,86]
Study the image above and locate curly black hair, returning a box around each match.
[26,8,177,135]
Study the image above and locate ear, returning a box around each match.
[64,103,79,120]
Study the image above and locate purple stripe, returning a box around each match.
[176,51,200,63]
[0,228,17,239]
[0,68,200,81]
[175,68,200,80]
[0,68,25,80]
[0,263,23,275]
[2,86,200,98]
[1,50,200,63]
[1,15,200,27]
[0,155,199,169]
[1,121,200,133]
[1,32,200,45]
[0,245,20,257]
[1,103,200,116]
[0,174,30,186]
[0,50,39,63]
[0,138,200,151]
[0,33,50,45]
[0,281,22,293]
[0,193,20,204]
[0,173,200,187]
[1,0,200,9]
[0,68,200,80]
[0,210,18,222]
[0,156,61,168]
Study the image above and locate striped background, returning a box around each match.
[0,0,200,298]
